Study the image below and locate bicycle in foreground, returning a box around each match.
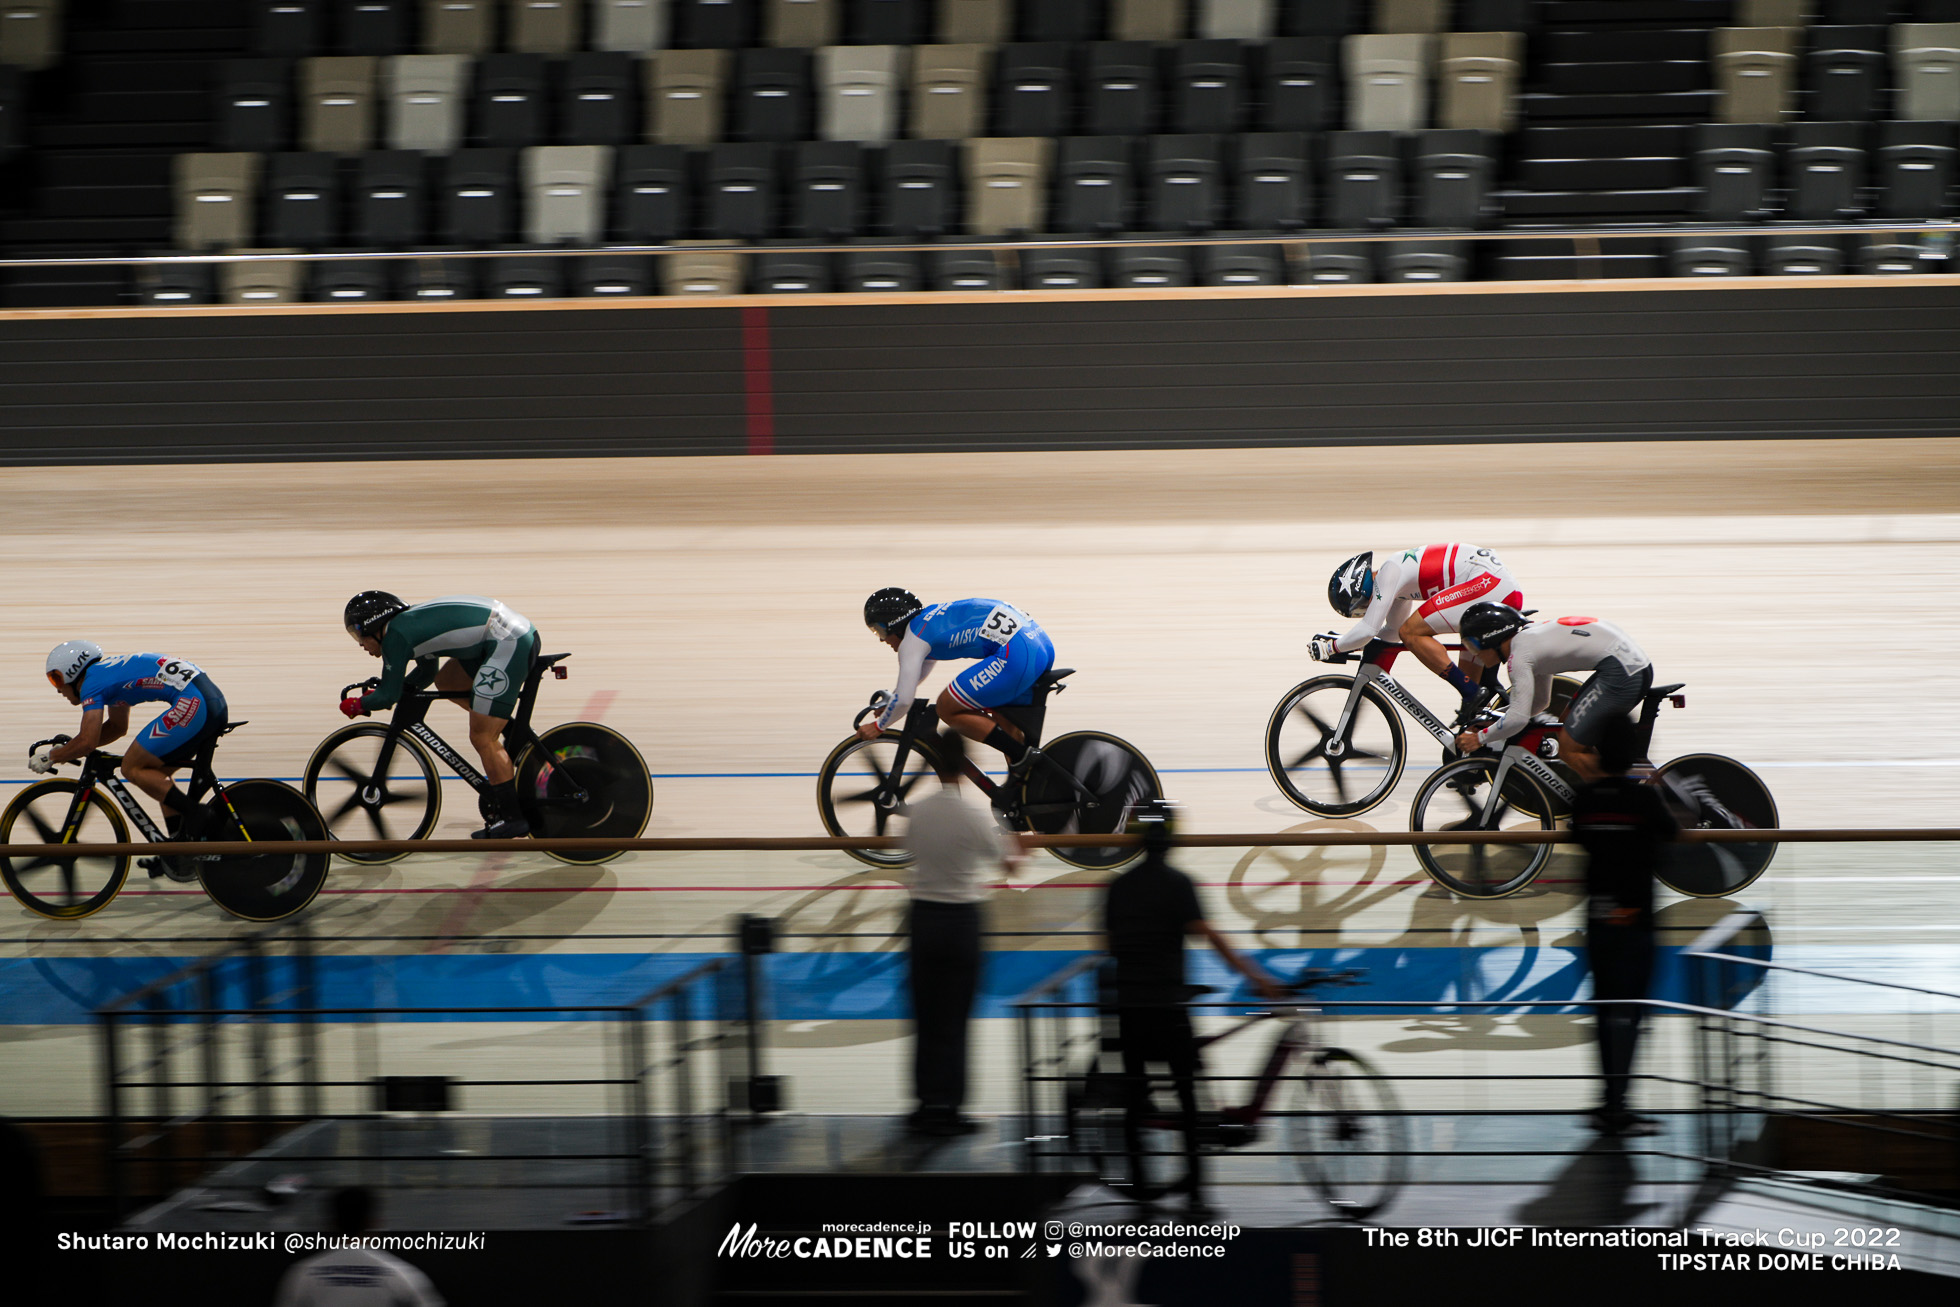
[1066,968,1406,1221]
[1409,679,1778,899]
[1266,638,1583,817]
[303,652,651,865]
[1,724,329,921]
[816,667,1162,871]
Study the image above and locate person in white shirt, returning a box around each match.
[901,728,1025,1138]
[272,1187,443,1307]
[1452,603,1655,783]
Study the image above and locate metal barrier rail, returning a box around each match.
[1012,942,1960,1216]
[96,930,744,1225]
[11,826,1956,861]
[1,220,1952,270]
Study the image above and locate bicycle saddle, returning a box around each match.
[535,653,572,672]
[1644,683,1686,705]
[220,721,247,734]
[1034,668,1076,690]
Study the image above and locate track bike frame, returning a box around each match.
[31,734,250,858]
[341,654,587,809]
[1458,682,1688,827]
[858,687,1101,828]
[1319,639,1484,762]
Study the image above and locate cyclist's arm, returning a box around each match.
[1476,656,1539,748]
[360,633,436,712]
[1192,919,1284,999]
[877,630,936,728]
[48,708,110,765]
[1333,556,1408,653]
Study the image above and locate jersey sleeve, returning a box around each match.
[1334,556,1405,653]
[878,629,936,729]
[361,629,420,711]
[1481,649,1540,746]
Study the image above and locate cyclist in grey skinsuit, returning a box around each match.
[342,594,540,838]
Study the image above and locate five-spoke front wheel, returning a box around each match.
[1265,676,1407,817]
[816,734,943,869]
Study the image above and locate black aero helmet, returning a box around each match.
[1124,797,1180,852]
[1459,602,1529,651]
[863,587,922,635]
[1328,552,1375,618]
[344,591,408,639]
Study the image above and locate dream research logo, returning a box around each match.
[473,666,510,698]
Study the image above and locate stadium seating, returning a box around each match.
[706,140,778,238]
[733,45,813,141]
[766,0,840,48]
[311,257,392,300]
[1438,31,1521,133]
[1085,41,1160,135]
[646,47,729,144]
[174,153,262,250]
[0,0,64,72]
[443,147,521,242]
[938,0,1008,44]
[663,241,745,294]
[1258,36,1335,131]
[0,65,21,161]
[614,142,692,240]
[911,43,989,139]
[338,0,413,56]
[1324,129,1399,228]
[525,143,610,241]
[594,0,672,51]
[1713,27,1802,124]
[883,137,958,235]
[254,1,328,57]
[1896,23,1960,120]
[578,253,655,293]
[222,251,306,303]
[563,50,639,144]
[1056,135,1133,233]
[511,0,581,53]
[1235,130,1311,229]
[1876,118,1957,215]
[1806,26,1889,120]
[1413,128,1496,227]
[818,44,905,140]
[1112,0,1186,42]
[1785,120,1866,219]
[1145,134,1225,231]
[302,55,380,152]
[791,138,864,236]
[1172,40,1248,134]
[355,148,431,244]
[475,52,550,147]
[1345,33,1429,132]
[965,135,1049,234]
[851,0,929,45]
[1695,123,1776,219]
[423,0,496,56]
[996,43,1072,137]
[266,151,343,247]
[386,53,470,151]
[216,59,296,153]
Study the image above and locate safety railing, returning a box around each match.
[95,930,751,1225]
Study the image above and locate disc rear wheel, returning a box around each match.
[515,723,654,865]
[200,780,330,922]
[1652,754,1778,897]
[1021,731,1161,871]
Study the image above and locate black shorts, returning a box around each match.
[1565,658,1652,747]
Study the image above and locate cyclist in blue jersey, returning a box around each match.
[32,640,230,839]
[857,589,1056,777]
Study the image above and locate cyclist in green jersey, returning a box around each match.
[340,592,541,839]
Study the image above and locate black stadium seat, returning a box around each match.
[1055,135,1133,233]
[1259,36,1336,132]
[1805,27,1887,121]
[253,0,328,56]
[0,65,21,161]
[1145,134,1224,232]
[755,245,834,292]
[1413,128,1494,229]
[844,245,924,291]
[475,54,550,149]
[1277,0,1364,37]
[706,141,780,240]
[614,144,693,242]
[676,0,757,48]
[996,43,1073,137]
[354,149,428,246]
[1171,40,1247,135]
[576,254,655,296]
[1696,123,1775,221]
[398,252,478,299]
[564,52,638,146]
[1018,0,1100,43]
[337,0,413,55]
[1234,130,1311,230]
[883,138,958,237]
[1111,243,1192,287]
[850,0,929,44]
[442,148,519,244]
[267,151,343,248]
[215,59,295,153]
[1785,121,1866,220]
[791,140,865,238]
[734,47,813,143]
[1022,243,1103,287]
[1324,129,1400,229]
[1876,120,1956,217]
[1085,41,1159,137]
[311,257,392,300]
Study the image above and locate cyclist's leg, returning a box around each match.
[123,679,226,830]
[938,628,1054,762]
[1559,661,1650,783]
[456,632,536,835]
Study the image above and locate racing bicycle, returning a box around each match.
[303,652,651,866]
[816,668,1162,871]
[1266,638,1583,818]
[1409,679,1778,899]
[1,724,330,922]
[1066,969,1405,1221]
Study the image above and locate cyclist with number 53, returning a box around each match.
[859,589,1056,783]
[341,591,539,839]
[33,641,229,841]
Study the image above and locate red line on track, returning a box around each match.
[741,306,775,455]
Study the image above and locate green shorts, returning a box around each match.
[457,628,538,719]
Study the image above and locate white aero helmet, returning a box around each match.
[47,639,104,688]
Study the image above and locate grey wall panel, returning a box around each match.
[0,310,751,464]
[3,286,1960,465]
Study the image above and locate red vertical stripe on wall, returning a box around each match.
[741,306,775,454]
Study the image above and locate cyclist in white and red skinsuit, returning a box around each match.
[1313,544,1525,709]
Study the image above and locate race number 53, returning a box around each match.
[981,605,1025,643]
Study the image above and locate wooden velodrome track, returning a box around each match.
[3,438,1958,1118]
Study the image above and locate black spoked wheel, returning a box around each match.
[302,724,441,864]
[515,723,653,866]
[1652,753,1779,897]
[1284,1048,1407,1222]
[200,780,330,922]
[1264,676,1406,817]
[816,733,942,869]
[1409,757,1556,898]
[1020,731,1162,871]
[0,780,131,920]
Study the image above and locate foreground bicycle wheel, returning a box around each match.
[200,779,330,922]
[815,733,942,869]
[0,780,131,920]
[303,724,442,864]
[1265,676,1406,817]
[1409,757,1556,898]
[1652,753,1778,897]
[1284,1048,1407,1221]
[1020,731,1162,871]
[516,723,653,866]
